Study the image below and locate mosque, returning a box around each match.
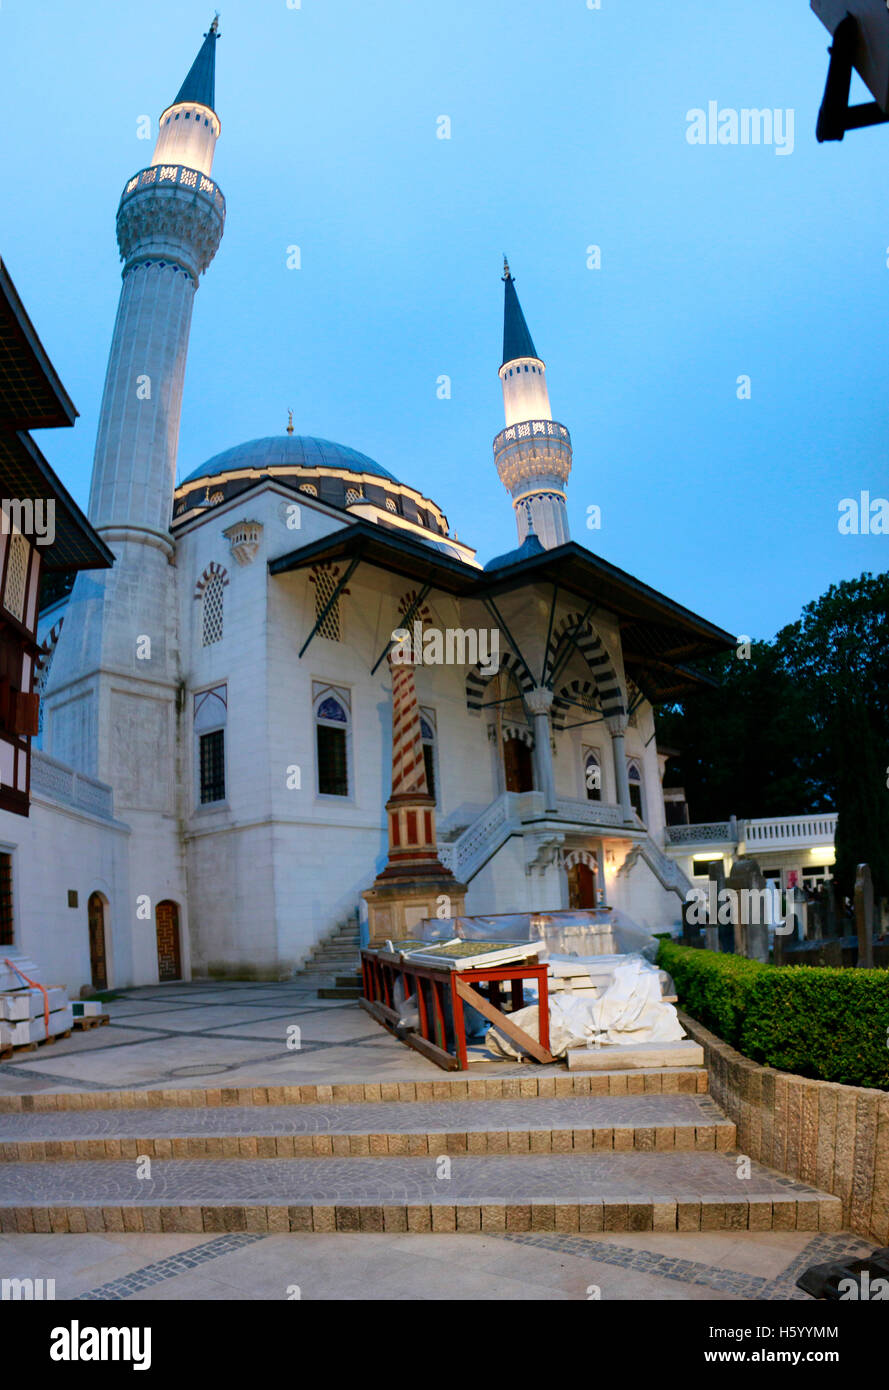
[15,22,736,993]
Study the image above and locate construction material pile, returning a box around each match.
[486,955,686,1061]
[0,953,73,1050]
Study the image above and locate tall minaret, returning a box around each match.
[46,22,225,839]
[88,17,224,535]
[493,259,573,549]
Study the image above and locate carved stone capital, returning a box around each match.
[524,686,554,717]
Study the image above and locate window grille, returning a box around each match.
[202,573,225,646]
[4,533,29,623]
[312,567,341,641]
[199,729,226,804]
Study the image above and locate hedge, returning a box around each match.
[657,939,889,1089]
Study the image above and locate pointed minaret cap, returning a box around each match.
[501,256,539,367]
[174,15,221,111]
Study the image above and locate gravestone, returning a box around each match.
[707,861,726,953]
[681,891,701,947]
[726,857,769,962]
[823,884,839,938]
[854,862,875,969]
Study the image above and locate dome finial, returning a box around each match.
[286,409,294,436]
[502,254,511,281]
[209,13,220,36]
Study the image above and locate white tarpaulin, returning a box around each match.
[485,955,685,1060]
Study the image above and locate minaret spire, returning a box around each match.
[492,259,573,549]
[501,259,539,366]
[149,18,222,178]
[174,16,221,111]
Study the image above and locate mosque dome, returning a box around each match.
[180,434,399,486]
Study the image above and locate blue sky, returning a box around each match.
[3,0,888,641]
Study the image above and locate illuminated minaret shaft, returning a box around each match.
[493,259,572,549]
[88,18,224,537]
[47,21,225,799]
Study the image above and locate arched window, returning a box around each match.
[194,685,227,806]
[627,759,645,822]
[420,710,437,801]
[315,686,350,797]
[299,484,318,497]
[201,572,225,646]
[583,748,601,802]
[345,486,362,507]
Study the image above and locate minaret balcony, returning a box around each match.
[119,164,226,217]
[116,164,226,279]
[493,418,573,490]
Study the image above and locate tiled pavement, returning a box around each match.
[0,982,483,1096]
[0,1229,875,1301]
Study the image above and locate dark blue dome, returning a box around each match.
[484,531,545,571]
[180,435,399,486]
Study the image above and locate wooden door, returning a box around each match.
[88,893,107,990]
[568,861,598,910]
[155,900,182,982]
[503,736,534,793]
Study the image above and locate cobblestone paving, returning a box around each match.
[0,1094,729,1141]
[75,1234,267,1300]
[0,1151,825,1205]
[59,1229,875,1301]
[499,1231,876,1301]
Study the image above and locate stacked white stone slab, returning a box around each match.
[0,1007,74,1048]
[0,954,73,1048]
[548,957,677,1002]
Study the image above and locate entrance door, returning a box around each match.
[567,861,598,909]
[155,900,182,982]
[88,893,107,990]
[503,735,534,793]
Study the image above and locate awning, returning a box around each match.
[269,522,734,695]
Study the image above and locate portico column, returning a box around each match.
[526,687,557,812]
[607,712,635,824]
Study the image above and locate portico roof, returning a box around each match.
[269,521,734,697]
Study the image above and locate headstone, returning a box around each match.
[823,885,838,938]
[854,862,875,969]
[707,861,725,953]
[726,857,769,962]
[681,890,704,948]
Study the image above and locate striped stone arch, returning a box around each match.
[193,561,230,600]
[465,650,534,714]
[501,722,534,747]
[552,678,600,732]
[564,848,598,870]
[546,612,625,721]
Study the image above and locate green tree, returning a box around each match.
[656,572,889,866]
[830,695,889,901]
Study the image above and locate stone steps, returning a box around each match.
[0,1067,713,1113]
[0,1067,843,1236]
[317,986,362,1000]
[0,1151,842,1235]
[0,1094,736,1161]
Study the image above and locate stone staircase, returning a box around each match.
[0,1064,843,1235]
[294,916,361,1000]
